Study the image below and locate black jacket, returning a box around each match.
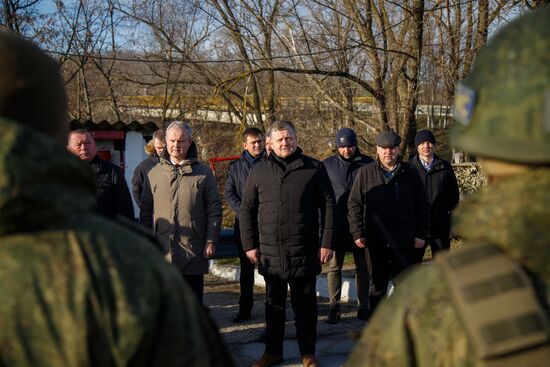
[131,154,159,209]
[322,150,373,251]
[224,150,266,218]
[240,148,335,279]
[348,160,429,248]
[410,154,459,238]
[91,155,134,219]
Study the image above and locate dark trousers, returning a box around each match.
[264,276,317,356]
[182,274,204,304]
[235,220,255,313]
[416,236,451,262]
[369,244,420,311]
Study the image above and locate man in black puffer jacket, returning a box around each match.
[240,121,335,367]
[410,130,459,261]
[348,131,429,311]
[323,128,373,324]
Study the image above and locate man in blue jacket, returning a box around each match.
[322,128,373,324]
[224,127,266,323]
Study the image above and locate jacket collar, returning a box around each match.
[242,149,266,164]
[413,153,445,171]
[336,147,362,163]
[269,147,305,173]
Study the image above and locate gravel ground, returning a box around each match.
[203,273,367,367]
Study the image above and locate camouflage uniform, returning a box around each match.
[347,7,550,367]
[0,117,233,366]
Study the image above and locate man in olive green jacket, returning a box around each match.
[347,7,550,367]
[0,31,232,367]
[140,121,223,303]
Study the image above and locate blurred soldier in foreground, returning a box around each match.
[347,8,550,366]
[0,31,232,366]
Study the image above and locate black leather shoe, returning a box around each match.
[232,311,251,323]
[251,353,283,367]
[357,308,371,321]
[326,307,340,324]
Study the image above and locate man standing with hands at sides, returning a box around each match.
[224,127,266,323]
[348,130,429,311]
[240,121,335,367]
[67,129,134,219]
[140,121,222,303]
[410,129,459,261]
[323,128,374,324]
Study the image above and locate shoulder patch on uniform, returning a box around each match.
[453,82,477,125]
[436,243,550,359]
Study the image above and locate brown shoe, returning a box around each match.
[301,354,320,367]
[251,353,283,367]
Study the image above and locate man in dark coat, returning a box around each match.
[410,130,459,261]
[132,129,165,212]
[224,127,266,323]
[67,129,134,219]
[322,128,373,324]
[348,130,429,311]
[240,121,335,367]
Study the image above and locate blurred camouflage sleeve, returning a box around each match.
[346,265,472,367]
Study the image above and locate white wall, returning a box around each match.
[125,131,148,218]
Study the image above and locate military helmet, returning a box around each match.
[451,7,550,164]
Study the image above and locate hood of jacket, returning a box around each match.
[0,118,96,235]
[453,168,550,284]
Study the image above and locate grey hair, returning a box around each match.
[269,120,295,138]
[166,121,193,138]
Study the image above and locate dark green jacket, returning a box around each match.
[0,118,232,366]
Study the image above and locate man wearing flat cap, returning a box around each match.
[410,130,459,262]
[348,130,429,311]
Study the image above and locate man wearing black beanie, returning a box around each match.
[410,129,459,260]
